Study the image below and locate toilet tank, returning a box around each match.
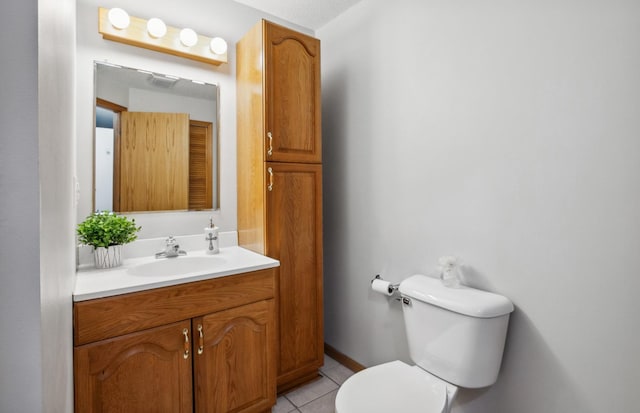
[398,274,514,388]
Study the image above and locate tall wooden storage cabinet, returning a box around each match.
[237,20,323,392]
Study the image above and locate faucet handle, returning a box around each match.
[165,236,180,253]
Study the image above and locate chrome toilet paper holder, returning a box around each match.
[371,274,399,295]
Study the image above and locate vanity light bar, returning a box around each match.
[98,7,228,66]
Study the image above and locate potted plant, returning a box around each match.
[77,211,141,269]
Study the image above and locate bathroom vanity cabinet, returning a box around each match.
[237,20,324,392]
[73,268,277,413]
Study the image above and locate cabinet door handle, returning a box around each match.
[267,132,273,156]
[197,324,204,355]
[267,167,274,192]
[182,328,190,359]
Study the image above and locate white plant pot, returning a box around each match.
[94,245,123,269]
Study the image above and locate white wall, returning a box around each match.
[128,88,216,123]
[39,0,77,411]
[95,75,217,122]
[1,0,76,411]
[318,0,640,412]
[0,1,43,411]
[76,0,312,239]
[95,127,114,211]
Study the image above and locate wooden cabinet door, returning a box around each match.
[264,162,324,386]
[118,111,190,212]
[193,300,276,413]
[188,119,213,210]
[74,320,193,413]
[264,22,321,164]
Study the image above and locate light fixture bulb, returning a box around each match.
[209,37,228,55]
[147,18,167,38]
[180,28,198,47]
[107,8,130,30]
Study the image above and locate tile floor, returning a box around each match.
[273,355,355,413]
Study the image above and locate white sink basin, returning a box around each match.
[127,256,226,277]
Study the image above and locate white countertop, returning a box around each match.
[74,246,279,302]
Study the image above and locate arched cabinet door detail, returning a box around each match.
[264,21,322,164]
[74,320,193,413]
[193,300,276,413]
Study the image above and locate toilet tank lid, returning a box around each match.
[399,274,514,318]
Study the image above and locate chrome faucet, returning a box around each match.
[155,236,187,258]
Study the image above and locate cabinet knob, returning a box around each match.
[267,132,273,156]
[182,328,190,359]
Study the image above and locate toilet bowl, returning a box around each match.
[335,274,513,413]
[335,360,457,413]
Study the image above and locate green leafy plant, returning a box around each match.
[77,211,141,248]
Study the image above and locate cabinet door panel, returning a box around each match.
[265,22,321,163]
[118,111,190,212]
[74,320,193,413]
[194,300,276,413]
[265,163,324,382]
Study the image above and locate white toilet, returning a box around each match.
[335,274,514,413]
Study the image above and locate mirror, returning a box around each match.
[94,61,219,213]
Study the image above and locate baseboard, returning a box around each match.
[324,343,366,372]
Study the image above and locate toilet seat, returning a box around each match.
[335,360,453,413]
